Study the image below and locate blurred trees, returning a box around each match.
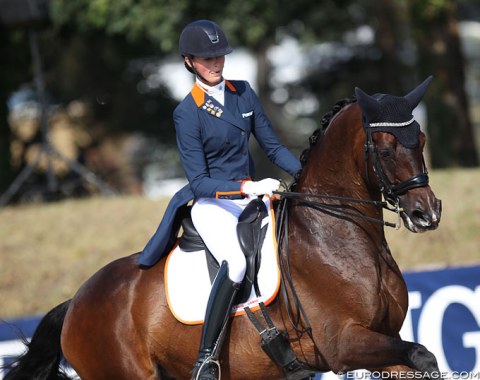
[0,29,31,193]
[0,0,478,198]
[408,0,479,167]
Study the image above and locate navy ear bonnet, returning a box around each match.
[355,76,432,149]
[364,94,420,149]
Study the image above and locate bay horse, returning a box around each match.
[4,78,442,380]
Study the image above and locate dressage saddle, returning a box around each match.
[178,198,269,303]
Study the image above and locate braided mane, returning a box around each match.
[299,96,357,168]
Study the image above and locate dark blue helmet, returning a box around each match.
[179,20,233,58]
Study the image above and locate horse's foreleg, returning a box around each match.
[331,325,439,376]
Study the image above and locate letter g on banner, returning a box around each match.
[417,285,480,373]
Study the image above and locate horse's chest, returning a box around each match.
[375,265,409,330]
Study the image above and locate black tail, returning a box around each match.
[2,300,72,380]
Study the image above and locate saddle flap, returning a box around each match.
[237,198,268,257]
[179,217,205,252]
[238,198,266,223]
[236,198,269,303]
[178,216,219,283]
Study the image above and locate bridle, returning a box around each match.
[363,119,430,208]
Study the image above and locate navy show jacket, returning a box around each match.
[138,79,301,266]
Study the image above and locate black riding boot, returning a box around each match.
[192,261,241,380]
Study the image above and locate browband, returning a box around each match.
[369,117,415,128]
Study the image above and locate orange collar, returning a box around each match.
[191,80,236,108]
[225,80,237,92]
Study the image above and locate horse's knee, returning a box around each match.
[406,343,440,377]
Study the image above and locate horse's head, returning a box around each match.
[355,77,442,232]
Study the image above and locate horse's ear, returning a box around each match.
[355,87,379,120]
[404,76,433,110]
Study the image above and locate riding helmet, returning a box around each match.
[179,20,233,58]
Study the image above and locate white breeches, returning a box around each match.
[191,197,252,283]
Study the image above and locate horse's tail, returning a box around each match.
[3,299,72,380]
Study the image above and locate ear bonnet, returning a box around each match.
[355,76,432,148]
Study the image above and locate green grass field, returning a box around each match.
[1,168,479,319]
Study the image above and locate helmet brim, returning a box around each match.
[182,46,233,58]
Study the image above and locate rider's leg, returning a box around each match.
[191,197,248,282]
[190,198,248,379]
[192,261,241,380]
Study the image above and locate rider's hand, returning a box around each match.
[241,178,280,197]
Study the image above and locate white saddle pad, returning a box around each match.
[165,197,281,325]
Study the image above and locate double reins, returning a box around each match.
[271,185,401,337]
[274,194,313,338]
[273,189,402,229]
[270,187,403,352]
[268,185,396,346]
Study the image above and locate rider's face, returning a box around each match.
[187,55,225,86]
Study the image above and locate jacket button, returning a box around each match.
[241,131,245,136]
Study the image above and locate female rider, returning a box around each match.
[139,19,301,380]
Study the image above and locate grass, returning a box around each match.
[0,168,479,319]
[385,168,480,269]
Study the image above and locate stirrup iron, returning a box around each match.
[193,356,221,380]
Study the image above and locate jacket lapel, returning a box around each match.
[224,80,238,116]
[190,82,245,130]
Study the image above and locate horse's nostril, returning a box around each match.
[410,207,441,229]
[412,210,426,221]
[411,209,433,227]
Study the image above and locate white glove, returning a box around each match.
[242,178,280,197]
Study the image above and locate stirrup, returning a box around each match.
[192,355,221,380]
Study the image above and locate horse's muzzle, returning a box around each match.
[401,195,442,233]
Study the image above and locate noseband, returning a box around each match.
[363,121,429,207]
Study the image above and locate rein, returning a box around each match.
[272,186,402,340]
[273,189,403,229]
[271,187,405,363]
[275,196,313,337]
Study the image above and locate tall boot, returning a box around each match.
[192,261,241,380]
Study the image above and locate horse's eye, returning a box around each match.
[379,149,393,158]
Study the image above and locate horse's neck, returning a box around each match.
[289,104,386,258]
[299,106,376,202]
